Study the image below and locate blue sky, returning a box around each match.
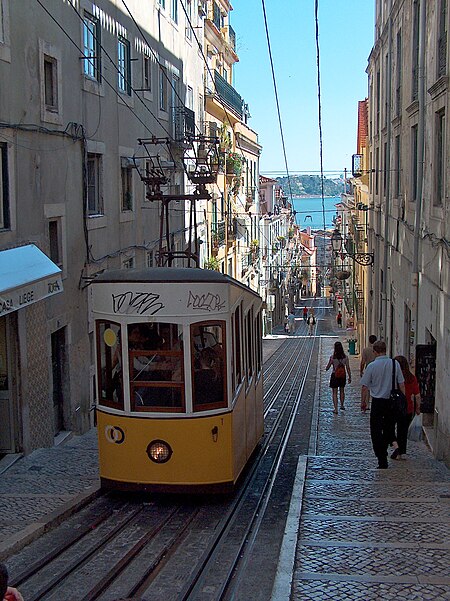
[230,1,375,176]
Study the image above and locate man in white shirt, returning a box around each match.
[361,340,405,469]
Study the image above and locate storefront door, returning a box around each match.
[0,317,14,452]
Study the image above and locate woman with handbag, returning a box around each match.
[391,355,421,460]
[325,341,351,414]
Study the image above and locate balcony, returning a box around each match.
[213,70,243,118]
[221,25,236,53]
[173,106,195,142]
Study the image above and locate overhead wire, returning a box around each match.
[260,0,295,205]
[314,0,327,234]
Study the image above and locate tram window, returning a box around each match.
[191,322,227,411]
[96,321,124,410]
[128,322,184,412]
[232,304,242,392]
[245,309,254,383]
[255,310,262,376]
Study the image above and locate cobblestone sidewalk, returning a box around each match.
[292,331,450,600]
[0,429,100,560]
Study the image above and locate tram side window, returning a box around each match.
[255,310,262,377]
[245,309,254,384]
[96,321,124,409]
[191,322,227,411]
[129,322,184,412]
[232,304,242,393]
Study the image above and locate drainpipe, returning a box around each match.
[382,6,393,350]
[411,0,426,367]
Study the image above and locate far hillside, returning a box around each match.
[277,175,343,197]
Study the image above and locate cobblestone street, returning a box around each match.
[1,316,449,600]
[284,325,450,600]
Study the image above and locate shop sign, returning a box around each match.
[0,275,63,317]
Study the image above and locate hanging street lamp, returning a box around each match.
[330,229,374,266]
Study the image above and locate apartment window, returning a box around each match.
[43,55,58,111]
[123,257,135,269]
[118,37,131,95]
[186,0,193,40]
[411,124,418,201]
[49,220,62,266]
[396,30,402,116]
[394,135,401,198]
[435,110,445,205]
[171,0,178,24]
[383,142,387,197]
[147,251,154,267]
[0,143,10,230]
[121,161,133,211]
[187,85,194,110]
[143,55,151,91]
[159,66,168,111]
[412,0,420,101]
[87,153,103,216]
[375,147,379,195]
[438,0,447,77]
[384,53,388,127]
[376,70,380,131]
[83,13,101,81]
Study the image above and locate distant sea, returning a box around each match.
[293,196,340,231]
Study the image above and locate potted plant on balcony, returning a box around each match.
[204,256,220,271]
[250,239,259,258]
[226,152,242,177]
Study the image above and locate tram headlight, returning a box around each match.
[146,439,173,464]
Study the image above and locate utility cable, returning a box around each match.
[314,0,327,233]
[261,0,294,205]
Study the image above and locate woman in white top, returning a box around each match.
[325,341,351,414]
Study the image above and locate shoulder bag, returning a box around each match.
[390,359,407,417]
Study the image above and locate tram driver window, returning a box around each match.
[191,322,227,411]
[96,321,124,410]
[128,322,184,412]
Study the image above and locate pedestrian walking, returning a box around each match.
[360,335,377,375]
[287,313,296,335]
[302,306,308,322]
[360,340,405,469]
[360,334,377,410]
[390,355,421,460]
[325,341,351,413]
[307,313,316,335]
[336,311,342,327]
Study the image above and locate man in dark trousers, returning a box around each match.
[360,340,405,469]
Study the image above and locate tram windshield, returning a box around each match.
[191,322,227,411]
[128,322,184,412]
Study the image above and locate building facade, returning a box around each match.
[367,0,449,464]
[0,0,205,455]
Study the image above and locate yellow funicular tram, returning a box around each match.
[92,267,263,493]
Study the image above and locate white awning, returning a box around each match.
[0,245,63,317]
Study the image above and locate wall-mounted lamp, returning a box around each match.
[331,229,374,266]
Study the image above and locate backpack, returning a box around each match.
[334,360,346,379]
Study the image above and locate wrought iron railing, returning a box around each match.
[214,70,243,117]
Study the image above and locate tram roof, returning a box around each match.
[92,267,261,298]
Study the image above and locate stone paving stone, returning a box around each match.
[0,429,100,558]
[299,518,449,545]
[292,580,450,601]
[291,328,450,600]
